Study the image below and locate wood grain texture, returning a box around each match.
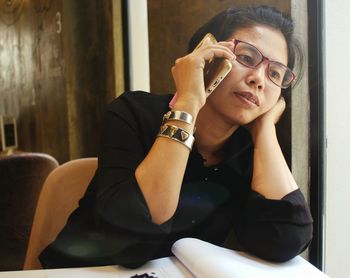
[0,0,117,163]
[62,0,116,160]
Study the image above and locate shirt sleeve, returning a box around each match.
[233,188,313,262]
[38,96,175,269]
[94,97,172,236]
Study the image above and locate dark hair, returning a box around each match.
[188,5,303,88]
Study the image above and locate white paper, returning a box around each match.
[172,238,329,278]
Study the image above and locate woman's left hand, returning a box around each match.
[245,96,286,141]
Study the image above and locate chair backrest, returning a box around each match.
[0,153,58,271]
[23,157,98,270]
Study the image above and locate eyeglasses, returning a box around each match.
[233,39,296,89]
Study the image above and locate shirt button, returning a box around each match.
[204,177,208,181]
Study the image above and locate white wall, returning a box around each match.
[291,0,310,203]
[324,1,350,277]
[126,0,150,91]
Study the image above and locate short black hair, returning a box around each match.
[188,5,303,87]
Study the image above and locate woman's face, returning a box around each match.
[205,25,288,126]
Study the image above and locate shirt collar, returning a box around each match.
[190,127,253,175]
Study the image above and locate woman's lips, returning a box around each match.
[234,91,260,107]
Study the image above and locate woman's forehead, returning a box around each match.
[230,25,288,65]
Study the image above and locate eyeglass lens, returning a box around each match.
[234,42,294,88]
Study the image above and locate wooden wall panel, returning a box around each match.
[0,0,117,163]
[0,0,70,163]
[62,0,116,160]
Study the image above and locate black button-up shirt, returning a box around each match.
[40,91,313,268]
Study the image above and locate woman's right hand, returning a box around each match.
[171,38,235,114]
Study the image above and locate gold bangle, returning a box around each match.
[157,124,194,150]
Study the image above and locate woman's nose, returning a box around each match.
[246,64,266,90]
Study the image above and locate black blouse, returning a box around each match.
[40,91,313,268]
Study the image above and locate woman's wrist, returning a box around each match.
[249,120,276,144]
[172,98,202,120]
[162,110,196,134]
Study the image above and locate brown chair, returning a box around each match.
[23,157,98,270]
[0,153,59,271]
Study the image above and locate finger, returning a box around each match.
[202,35,214,46]
[212,43,236,57]
[197,38,233,52]
[278,96,286,109]
[202,46,236,62]
[194,35,215,51]
[274,97,286,123]
[218,40,235,51]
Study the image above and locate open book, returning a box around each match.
[170,238,328,278]
[46,238,328,278]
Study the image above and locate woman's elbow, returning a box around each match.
[236,223,313,262]
[263,226,313,262]
[150,205,176,225]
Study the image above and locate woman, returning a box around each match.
[40,5,313,268]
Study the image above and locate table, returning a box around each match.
[0,238,329,278]
[0,257,193,278]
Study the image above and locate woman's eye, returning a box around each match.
[269,69,282,80]
[238,55,254,66]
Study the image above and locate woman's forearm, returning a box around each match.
[135,100,199,225]
[135,138,190,225]
[251,122,298,199]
